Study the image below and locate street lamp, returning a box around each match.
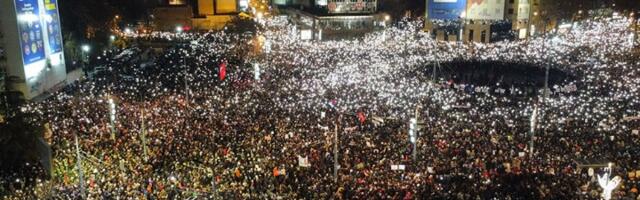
[81,44,90,70]
[81,44,90,53]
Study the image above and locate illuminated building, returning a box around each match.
[275,0,385,40]
[0,0,67,100]
[424,0,541,43]
[153,0,247,31]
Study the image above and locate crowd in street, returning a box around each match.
[2,15,640,199]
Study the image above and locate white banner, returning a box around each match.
[391,164,406,171]
[466,0,505,20]
[298,155,311,167]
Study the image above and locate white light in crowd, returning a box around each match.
[176,26,183,33]
[110,35,116,41]
[124,28,133,34]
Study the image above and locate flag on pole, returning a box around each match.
[273,167,280,176]
[219,62,227,81]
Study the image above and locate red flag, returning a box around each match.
[219,62,227,81]
[357,112,366,124]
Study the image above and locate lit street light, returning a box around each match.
[81,44,90,53]
[81,44,91,71]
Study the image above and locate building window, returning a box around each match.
[480,30,486,43]
[468,29,474,42]
[509,0,514,4]
[508,9,514,14]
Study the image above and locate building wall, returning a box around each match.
[0,22,6,95]
[192,15,235,30]
[215,0,238,14]
[505,0,518,22]
[463,23,491,43]
[198,0,215,15]
[0,0,67,100]
[152,5,194,31]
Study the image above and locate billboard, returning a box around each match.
[14,0,46,66]
[428,0,467,20]
[44,0,63,54]
[1,0,66,99]
[466,0,505,20]
[517,0,530,20]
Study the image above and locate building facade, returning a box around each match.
[152,0,246,31]
[424,0,540,43]
[275,0,384,40]
[0,0,67,100]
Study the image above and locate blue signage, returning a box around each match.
[428,0,467,20]
[44,0,63,54]
[15,0,46,65]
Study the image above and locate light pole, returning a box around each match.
[140,108,148,161]
[108,96,116,140]
[383,15,390,41]
[81,44,90,72]
[632,12,638,47]
[333,114,340,183]
[531,17,550,157]
[74,133,85,199]
[410,105,421,162]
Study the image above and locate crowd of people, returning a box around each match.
[2,14,640,199]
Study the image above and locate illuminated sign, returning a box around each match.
[428,0,467,20]
[44,0,62,54]
[15,0,46,65]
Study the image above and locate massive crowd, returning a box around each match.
[2,14,640,199]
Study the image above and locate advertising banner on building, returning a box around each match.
[44,0,63,54]
[517,0,530,20]
[466,0,505,20]
[14,0,46,65]
[428,0,467,20]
